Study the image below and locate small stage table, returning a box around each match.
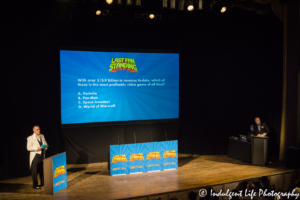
[227,139,251,163]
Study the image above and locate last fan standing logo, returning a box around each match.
[109,58,138,72]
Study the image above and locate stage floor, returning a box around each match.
[0,154,293,200]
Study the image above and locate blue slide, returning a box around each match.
[60,50,179,124]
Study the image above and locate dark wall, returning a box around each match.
[2,0,283,180]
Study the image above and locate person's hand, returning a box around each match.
[258,134,261,136]
[38,147,43,150]
[262,133,267,136]
[45,148,48,151]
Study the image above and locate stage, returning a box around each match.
[0,154,294,200]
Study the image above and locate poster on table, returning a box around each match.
[110,140,178,176]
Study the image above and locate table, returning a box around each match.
[227,139,251,163]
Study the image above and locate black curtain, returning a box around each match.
[61,122,179,164]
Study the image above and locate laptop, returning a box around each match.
[239,134,247,142]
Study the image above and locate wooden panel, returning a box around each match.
[169,190,188,200]
[129,197,148,200]
[283,172,293,190]
[212,185,223,200]
[148,193,169,200]
[223,182,240,191]
[223,182,240,200]
[269,174,283,191]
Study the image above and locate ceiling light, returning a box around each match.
[96,10,101,15]
[106,0,113,4]
[221,7,227,13]
[149,14,155,19]
[187,5,194,11]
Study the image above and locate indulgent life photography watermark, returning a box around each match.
[198,189,299,199]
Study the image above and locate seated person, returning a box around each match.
[259,176,271,198]
[243,182,258,200]
[200,186,219,200]
[247,125,255,136]
[170,196,178,200]
[188,191,198,200]
[231,189,241,200]
[295,179,300,188]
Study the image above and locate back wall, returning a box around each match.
[2,3,283,180]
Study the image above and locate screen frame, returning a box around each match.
[59,47,180,128]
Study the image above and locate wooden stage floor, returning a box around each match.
[0,154,293,200]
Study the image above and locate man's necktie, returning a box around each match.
[37,137,42,146]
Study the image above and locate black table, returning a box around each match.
[227,139,251,163]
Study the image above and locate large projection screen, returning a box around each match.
[60,50,179,125]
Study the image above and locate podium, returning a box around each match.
[43,152,67,195]
[251,136,269,166]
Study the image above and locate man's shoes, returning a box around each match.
[33,186,41,190]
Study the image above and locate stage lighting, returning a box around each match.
[162,0,167,8]
[197,0,203,10]
[169,16,175,21]
[106,0,113,4]
[103,10,110,16]
[187,5,194,11]
[142,13,148,19]
[88,10,95,16]
[127,0,132,5]
[178,0,184,10]
[221,7,227,13]
[186,0,194,11]
[155,14,161,20]
[135,13,141,18]
[170,0,175,9]
[135,0,141,6]
[117,0,122,4]
[149,14,155,19]
[96,10,101,15]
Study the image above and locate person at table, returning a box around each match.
[254,117,269,136]
[247,125,255,136]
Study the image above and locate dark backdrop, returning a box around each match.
[2,1,283,180]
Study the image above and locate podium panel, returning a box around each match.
[110,140,178,176]
[44,152,67,195]
[251,136,269,166]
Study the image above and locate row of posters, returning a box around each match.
[110,140,178,176]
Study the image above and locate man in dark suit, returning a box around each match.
[254,117,269,136]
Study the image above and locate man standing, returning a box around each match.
[254,117,270,136]
[27,125,48,190]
